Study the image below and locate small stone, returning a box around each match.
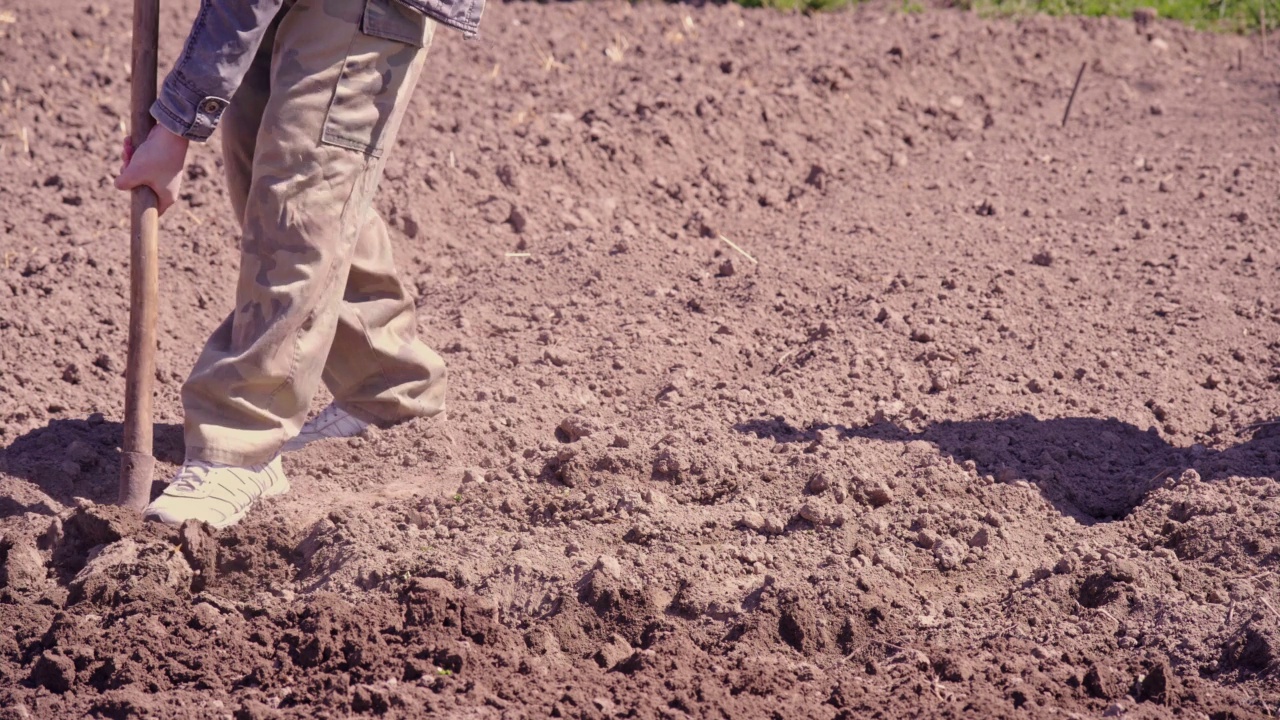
[594,634,633,669]
[968,528,990,548]
[1027,378,1046,393]
[933,539,965,571]
[874,547,906,578]
[1103,702,1125,717]
[717,259,737,278]
[807,473,830,494]
[831,483,848,504]
[593,555,622,580]
[1,541,47,593]
[189,602,222,630]
[1031,250,1054,267]
[891,152,908,169]
[401,213,421,239]
[478,196,512,224]
[506,206,528,234]
[1110,560,1140,583]
[61,364,81,384]
[557,415,597,442]
[544,347,580,367]
[1149,104,1164,116]
[866,485,894,508]
[798,502,841,526]
[738,511,766,532]
[461,468,487,484]
[916,530,940,549]
[909,327,934,343]
[496,163,521,190]
[762,516,787,535]
[929,370,953,393]
[1054,556,1076,574]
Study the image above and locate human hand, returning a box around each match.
[114,124,190,215]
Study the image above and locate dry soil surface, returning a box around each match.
[3,0,1280,717]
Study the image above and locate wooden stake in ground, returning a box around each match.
[1061,61,1087,128]
[119,0,161,511]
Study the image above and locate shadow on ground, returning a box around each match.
[0,417,183,517]
[734,414,1280,524]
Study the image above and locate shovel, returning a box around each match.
[118,0,160,511]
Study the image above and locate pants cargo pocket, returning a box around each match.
[321,0,434,157]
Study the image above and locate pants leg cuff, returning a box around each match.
[185,445,279,467]
[333,400,435,429]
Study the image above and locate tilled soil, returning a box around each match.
[2,0,1280,717]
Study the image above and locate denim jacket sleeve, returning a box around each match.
[151,1,285,142]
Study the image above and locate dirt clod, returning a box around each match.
[30,650,75,694]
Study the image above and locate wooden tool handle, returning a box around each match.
[119,0,161,511]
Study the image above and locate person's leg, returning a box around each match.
[220,15,277,228]
[180,0,433,466]
[322,207,447,427]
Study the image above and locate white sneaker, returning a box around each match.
[144,457,290,529]
[281,403,369,453]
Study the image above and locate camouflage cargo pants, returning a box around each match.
[182,0,447,466]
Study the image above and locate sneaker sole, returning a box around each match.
[263,476,291,498]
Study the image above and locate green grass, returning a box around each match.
[968,0,1278,31]
[730,0,1277,32]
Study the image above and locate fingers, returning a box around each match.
[155,186,175,216]
[114,163,140,191]
[118,136,134,178]
[113,164,172,215]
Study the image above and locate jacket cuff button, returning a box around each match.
[200,99,222,114]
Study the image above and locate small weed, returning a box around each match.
[453,493,463,502]
[436,668,453,677]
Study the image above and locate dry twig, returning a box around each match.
[717,234,757,264]
[531,41,566,72]
[1261,596,1280,621]
[1061,61,1087,128]
[605,32,629,63]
